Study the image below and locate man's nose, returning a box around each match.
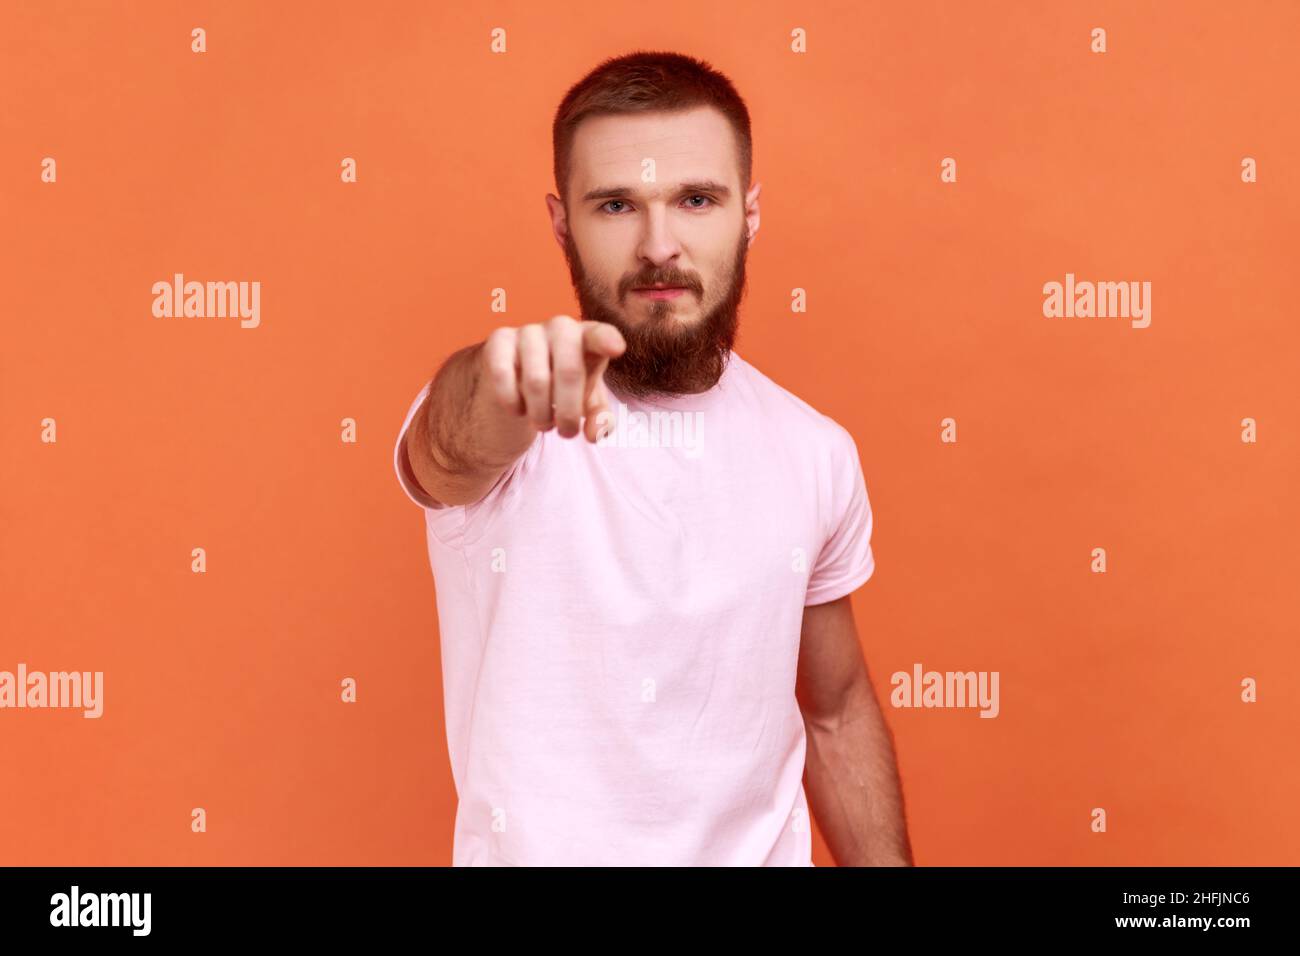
[636,204,682,264]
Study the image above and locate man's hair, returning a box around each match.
[552,50,753,205]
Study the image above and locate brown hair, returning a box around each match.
[552,50,753,205]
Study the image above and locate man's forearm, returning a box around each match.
[407,342,537,507]
[802,674,914,866]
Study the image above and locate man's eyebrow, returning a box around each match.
[580,180,733,202]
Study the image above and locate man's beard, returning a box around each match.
[562,225,748,400]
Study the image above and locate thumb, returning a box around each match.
[583,377,614,443]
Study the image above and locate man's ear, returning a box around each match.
[545,193,569,253]
[744,181,762,244]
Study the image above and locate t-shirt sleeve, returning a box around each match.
[393,380,455,512]
[804,423,876,606]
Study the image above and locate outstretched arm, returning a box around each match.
[405,315,625,507]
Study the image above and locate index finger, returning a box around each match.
[581,320,626,361]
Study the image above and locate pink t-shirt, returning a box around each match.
[393,350,875,865]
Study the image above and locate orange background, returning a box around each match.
[2,0,1297,865]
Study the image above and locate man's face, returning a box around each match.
[547,106,761,399]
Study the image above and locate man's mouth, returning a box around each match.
[632,285,689,299]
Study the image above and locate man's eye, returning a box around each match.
[599,196,715,215]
